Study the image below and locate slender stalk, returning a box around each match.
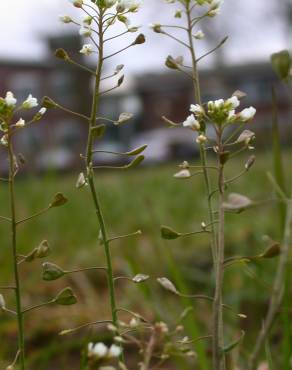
[8,131,26,370]
[248,198,292,370]
[185,4,217,263]
[84,7,119,335]
[212,129,225,370]
[141,329,156,370]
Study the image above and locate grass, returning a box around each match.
[0,148,292,369]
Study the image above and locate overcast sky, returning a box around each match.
[0,0,288,73]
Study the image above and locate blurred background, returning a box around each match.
[0,1,292,369]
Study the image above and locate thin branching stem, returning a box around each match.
[185,3,217,264]
[8,129,26,370]
[212,128,226,370]
[84,6,121,350]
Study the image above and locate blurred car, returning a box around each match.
[132,127,200,164]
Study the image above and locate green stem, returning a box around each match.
[248,197,292,370]
[8,134,26,370]
[85,7,119,338]
[212,129,225,370]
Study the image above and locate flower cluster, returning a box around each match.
[88,342,122,361]
[0,91,46,146]
[183,95,256,132]
[207,96,256,125]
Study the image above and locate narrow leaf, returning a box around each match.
[125,145,147,156]
[222,331,245,354]
[126,155,144,169]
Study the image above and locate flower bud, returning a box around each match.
[149,23,162,33]
[59,15,72,23]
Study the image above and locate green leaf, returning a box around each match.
[49,193,68,208]
[222,331,245,354]
[126,155,144,169]
[161,225,181,240]
[259,241,281,259]
[125,145,147,156]
[42,262,65,281]
[54,287,77,306]
[271,50,291,81]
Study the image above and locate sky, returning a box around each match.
[0,0,288,73]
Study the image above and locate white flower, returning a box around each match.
[0,135,8,147]
[39,107,47,115]
[227,110,236,122]
[15,118,25,127]
[190,104,204,115]
[208,7,221,16]
[82,16,93,25]
[214,99,224,108]
[69,0,83,7]
[239,107,256,122]
[183,114,200,130]
[79,26,92,37]
[80,44,94,56]
[226,96,240,109]
[5,91,17,107]
[194,30,205,39]
[22,94,38,109]
[108,344,122,358]
[88,342,108,358]
[196,134,207,144]
[59,15,72,23]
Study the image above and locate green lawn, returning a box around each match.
[0,149,292,369]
